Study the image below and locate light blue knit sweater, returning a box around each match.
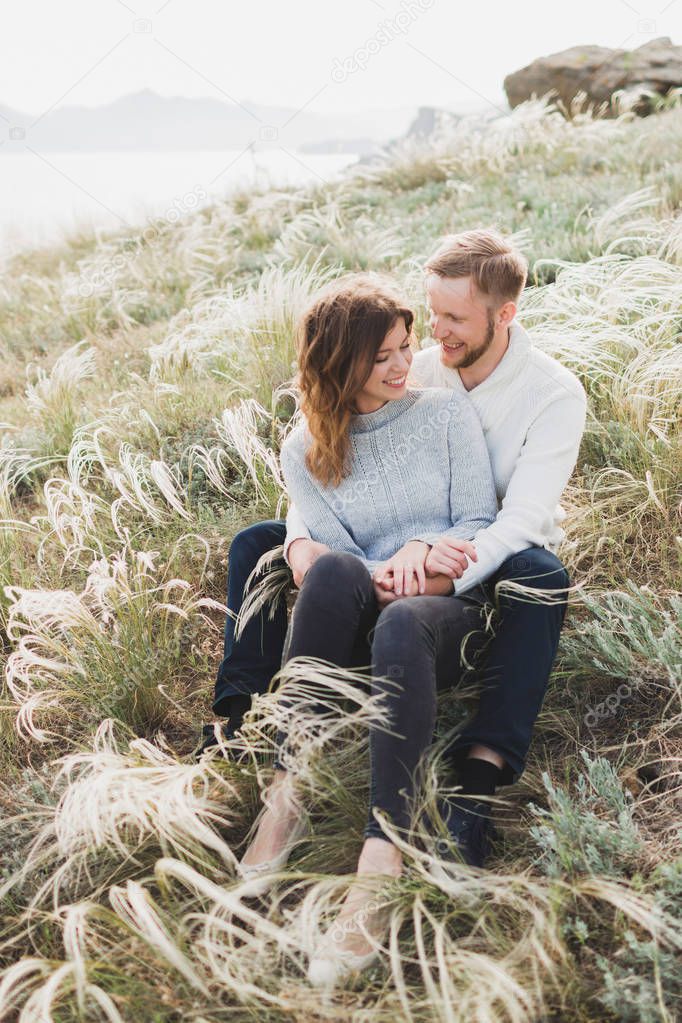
[279,387,498,578]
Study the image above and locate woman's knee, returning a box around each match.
[371,599,431,660]
[303,550,372,593]
[376,598,430,630]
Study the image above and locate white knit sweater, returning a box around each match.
[284,319,587,594]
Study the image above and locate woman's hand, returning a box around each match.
[373,569,422,607]
[288,538,331,588]
[373,573,402,608]
[372,540,430,596]
[424,538,478,580]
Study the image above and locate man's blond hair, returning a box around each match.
[425,227,528,305]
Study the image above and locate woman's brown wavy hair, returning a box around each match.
[295,273,414,487]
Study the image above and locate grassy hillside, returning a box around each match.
[0,95,680,1021]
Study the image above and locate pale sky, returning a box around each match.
[3,0,680,118]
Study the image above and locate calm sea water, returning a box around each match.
[0,149,359,257]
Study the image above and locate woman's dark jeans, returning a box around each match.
[213,521,570,843]
[273,551,495,842]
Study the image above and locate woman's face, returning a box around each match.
[354,317,413,414]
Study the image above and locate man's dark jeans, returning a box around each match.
[212,520,290,716]
[213,521,569,821]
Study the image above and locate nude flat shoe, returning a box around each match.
[307,888,392,987]
[307,943,381,987]
[236,788,310,896]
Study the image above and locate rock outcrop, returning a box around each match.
[504,37,682,115]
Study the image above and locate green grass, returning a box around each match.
[0,96,680,1021]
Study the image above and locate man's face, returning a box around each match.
[426,274,497,369]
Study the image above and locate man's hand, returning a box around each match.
[372,540,430,595]
[425,538,478,580]
[287,538,330,588]
[425,573,459,595]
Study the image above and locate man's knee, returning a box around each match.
[230,519,286,565]
[500,547,570,591]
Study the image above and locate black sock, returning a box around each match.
[458,756,502,797]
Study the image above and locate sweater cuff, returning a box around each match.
[283,534,308,566]
[452,570,482,596]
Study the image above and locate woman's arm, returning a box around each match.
[279,433,383,577]
[373,394,495,596]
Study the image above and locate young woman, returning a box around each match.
[237,273,498,985]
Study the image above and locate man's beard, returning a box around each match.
[454,307,497,368]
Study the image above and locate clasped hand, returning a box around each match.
[287,536,478,608]
[372,537,478,608]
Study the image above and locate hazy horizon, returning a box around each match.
[3,0,679,122]
[3,0,679,254]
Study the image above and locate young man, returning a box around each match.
[201,228,587,869]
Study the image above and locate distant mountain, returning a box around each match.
[0,89,414,153]
[299,138,382,157]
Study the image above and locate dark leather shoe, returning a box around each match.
[429,795,495,870]
[194,720,243,761]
